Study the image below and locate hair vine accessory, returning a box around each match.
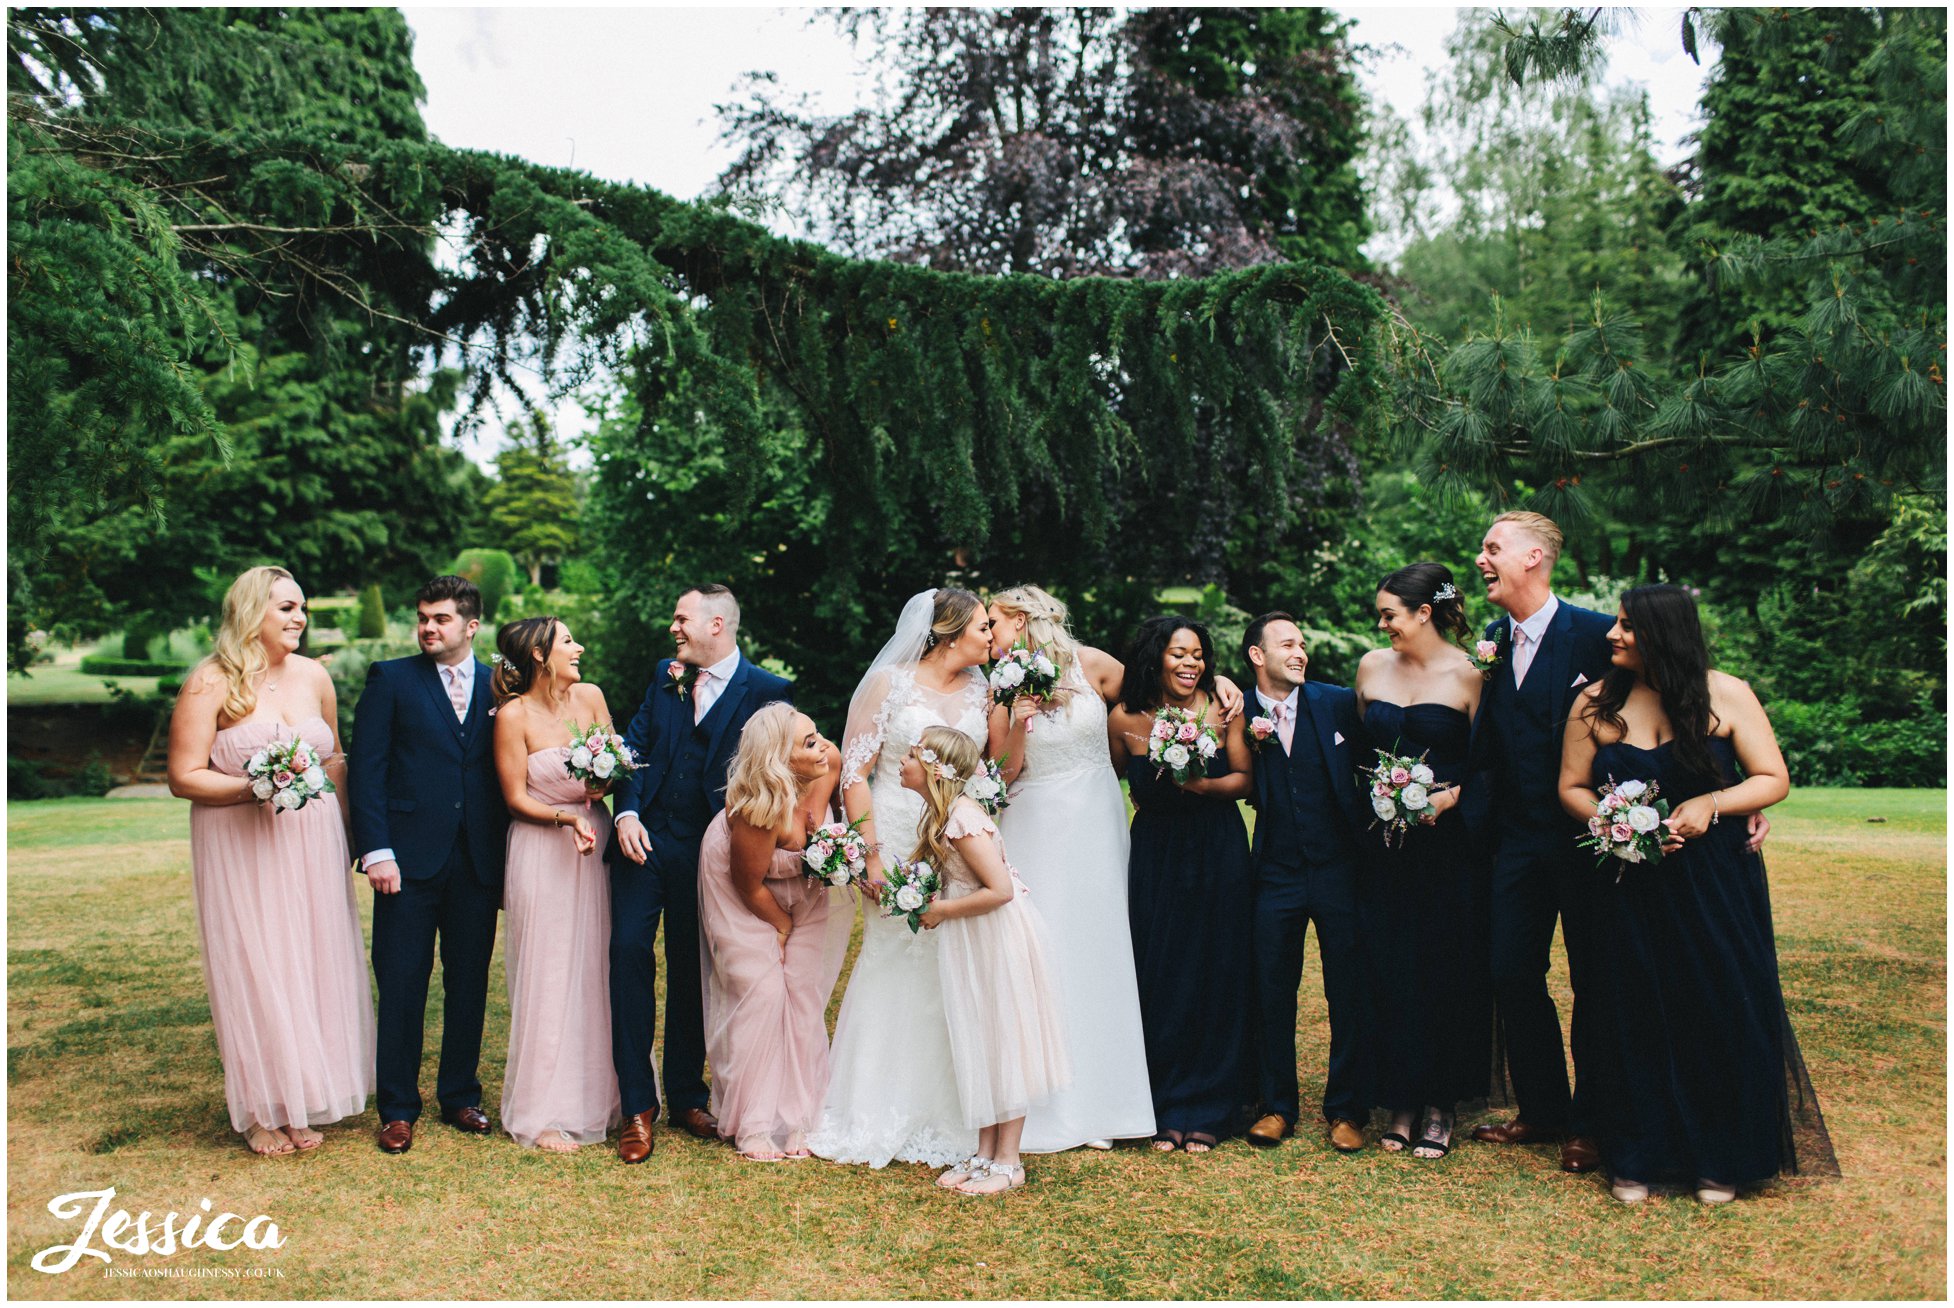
[917,747,939,764]
[1432,582,1458,602]
[934,762,960,782]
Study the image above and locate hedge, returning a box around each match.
[77,656,189,677]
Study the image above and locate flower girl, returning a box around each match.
[899,726,1071,1195]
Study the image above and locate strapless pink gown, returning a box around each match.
[188,717,374,1133]
[500,748,620,1147]
[697,812,832,1155]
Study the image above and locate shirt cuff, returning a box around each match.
[614,810,639,824]
[362,849,396,871]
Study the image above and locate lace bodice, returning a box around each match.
[841,664,990,862]
[1015,658,1111,783]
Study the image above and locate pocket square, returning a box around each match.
[1571,672,1589,687]
[1333,731,1346,745]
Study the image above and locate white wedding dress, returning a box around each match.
[1001,658,1157,1151]
[807,664,986,1167]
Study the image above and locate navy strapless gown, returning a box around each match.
[1359,700,1489,1112]
[1587,735,1835,1184]
[1125,750,1254,1139]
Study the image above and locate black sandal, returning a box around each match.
[1412,1108,1454,1160]
[1151,1129,1185,1152]
[1183,1131,1219,1154]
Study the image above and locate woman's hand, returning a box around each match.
[918,904,947,930]
[568,815,597,856]
[1661,795,1717,851]
[775,925,792,962]
[584,780,611,802]
[1420,784,1459,824]
[1010,695,1047,725]
[863,851,889,898]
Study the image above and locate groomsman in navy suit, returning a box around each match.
[1239,612,1373,1154]
[349,575,508,1154]
[609,583,790,1162]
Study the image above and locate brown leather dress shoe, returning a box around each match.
[377,1119,414,1154]
[440,1106,491,1134]
[1327,1119,1366,1153]
[677,1107,720,1141]
[618,1111,655,1164]
[1245,1114,1293,1148]
[1560,1135,1601,1173]
[1470,1117,1558,1146]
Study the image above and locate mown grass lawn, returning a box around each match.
[6,789,1945,1299]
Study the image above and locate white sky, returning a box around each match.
[400,4,1716,460]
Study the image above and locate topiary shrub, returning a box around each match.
[451,549,520,623]
[77,655,188,676]
[357,584,387,639]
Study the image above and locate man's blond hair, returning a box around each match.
[1491,511,1564,567]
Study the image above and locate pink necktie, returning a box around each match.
[1513,627,1533,688]
[692,669,712,724]
[447,666,468,721]
[1273,702,1294,754]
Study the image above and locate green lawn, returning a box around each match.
[6,666,166,706]
[6,790,1945,1299]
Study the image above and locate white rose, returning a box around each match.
[1410,763,1434,785]
[1400,782,1430,810]
[1626,805,1661,833]
[964,775,1000,801]
[251,777,275,801]
[569,746,593,770]
[994,662,1026,689]
[1195,734,1219,759]
[592,753,617,778]
[1371,794,1398,820]
[828,870,851,888]
[1616,779,1648,800]
[302,766,327,792]
[1163,743,1190,769]
[1031,654,1056,677]
[894,885,924,912]
[248,749,271,773]
[272,788,302,811]
[1618,845,1645,864]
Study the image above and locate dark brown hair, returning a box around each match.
[493,616,560,704]
[1584,584,1722,784]
[417,574,483,621]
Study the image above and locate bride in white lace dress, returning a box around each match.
[808,589,993,1167]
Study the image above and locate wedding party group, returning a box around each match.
[165,510,1833,1204]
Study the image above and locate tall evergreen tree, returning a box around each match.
[483,415,581,587]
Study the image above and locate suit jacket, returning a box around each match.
[1464,600,1615,847]
[348,654,508,885]
[609,654,793,866]
[1243,677,1371,867]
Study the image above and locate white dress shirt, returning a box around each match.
[617,649,744,826]
[1255,685,1300,754]
[363,654,476,871]
[1510,593,1561,688]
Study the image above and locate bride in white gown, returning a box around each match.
[808,588,993,1167]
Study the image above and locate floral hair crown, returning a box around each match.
[1431,582,1458,602]
[916,745,963,783]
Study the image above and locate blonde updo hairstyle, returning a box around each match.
[723,702,803,833]
[201,565,297,725]
[990,583,1081,705]
[493,616,561,705]
[908,724,985,873]
[920,587,983,659]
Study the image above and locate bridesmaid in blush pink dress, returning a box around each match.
[698,702,842,1161]
[492,617,622,1152]
[168,566,375,1157]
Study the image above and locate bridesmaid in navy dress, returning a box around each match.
[1558,584,1828,1205]
[1106,617,1255,1154]
[1353,564,1488,1159]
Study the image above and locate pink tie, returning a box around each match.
[447,666,468,721]
[692,669,712,725]
[1273,702,1294,754]
[1513,627,1533,688]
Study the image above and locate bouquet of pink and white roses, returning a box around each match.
[1147,706,1221,784]
[245,736,335,814]
[879,855,942,934]
[563,722,640,785]
[988,640,1060,708]
[1364,748,1440,847]
[1578,778,1671,877]
[964,756,1010,815]
[803,813,872,889]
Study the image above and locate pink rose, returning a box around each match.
[1250,717,1275,740]
[1176,721,1199,743]
[1151,719,1172,740]
[274,770,294,787]
[1588,816,1606,837]
[1374,781,1392,796]
[1390,766,1411,786]
[1476,640,1499,660]
[1610,822,1634,843]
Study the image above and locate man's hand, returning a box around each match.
[1746,811,1770,853]
[615,812,651,865]
[365,858,403,895]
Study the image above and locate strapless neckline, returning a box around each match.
[214,714,330,738]
[1364,699,1469,720]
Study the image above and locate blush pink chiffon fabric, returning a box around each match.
[499,748,621,1148]
[188,717,375,1133]
[697,811,833,1156]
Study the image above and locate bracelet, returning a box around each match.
[553,810,566,827]
[1710,791,1721,826]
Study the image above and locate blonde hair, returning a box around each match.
[990,583,1081,686]
[921,588,982,658]
[1492,510,1565,568]
[197,565,296,724]
[908,725,983,872]
[724,702,802,833]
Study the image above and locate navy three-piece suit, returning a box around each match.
[608,655,791,1122]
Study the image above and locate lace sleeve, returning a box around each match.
[840,666,899,790]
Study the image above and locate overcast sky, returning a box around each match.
[398,4,1715,459]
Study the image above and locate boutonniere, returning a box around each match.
[1467,636,1505,680]
[1247,715,1279,752]
[666,661,698,700]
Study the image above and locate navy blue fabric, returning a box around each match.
[1243,679,1370,1124]
[1469,602,1615,1133]
[1126,750,1255,1139]
[606,655,792,1119]
[1358,700,1490,1111]
[348,654,508,1123]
